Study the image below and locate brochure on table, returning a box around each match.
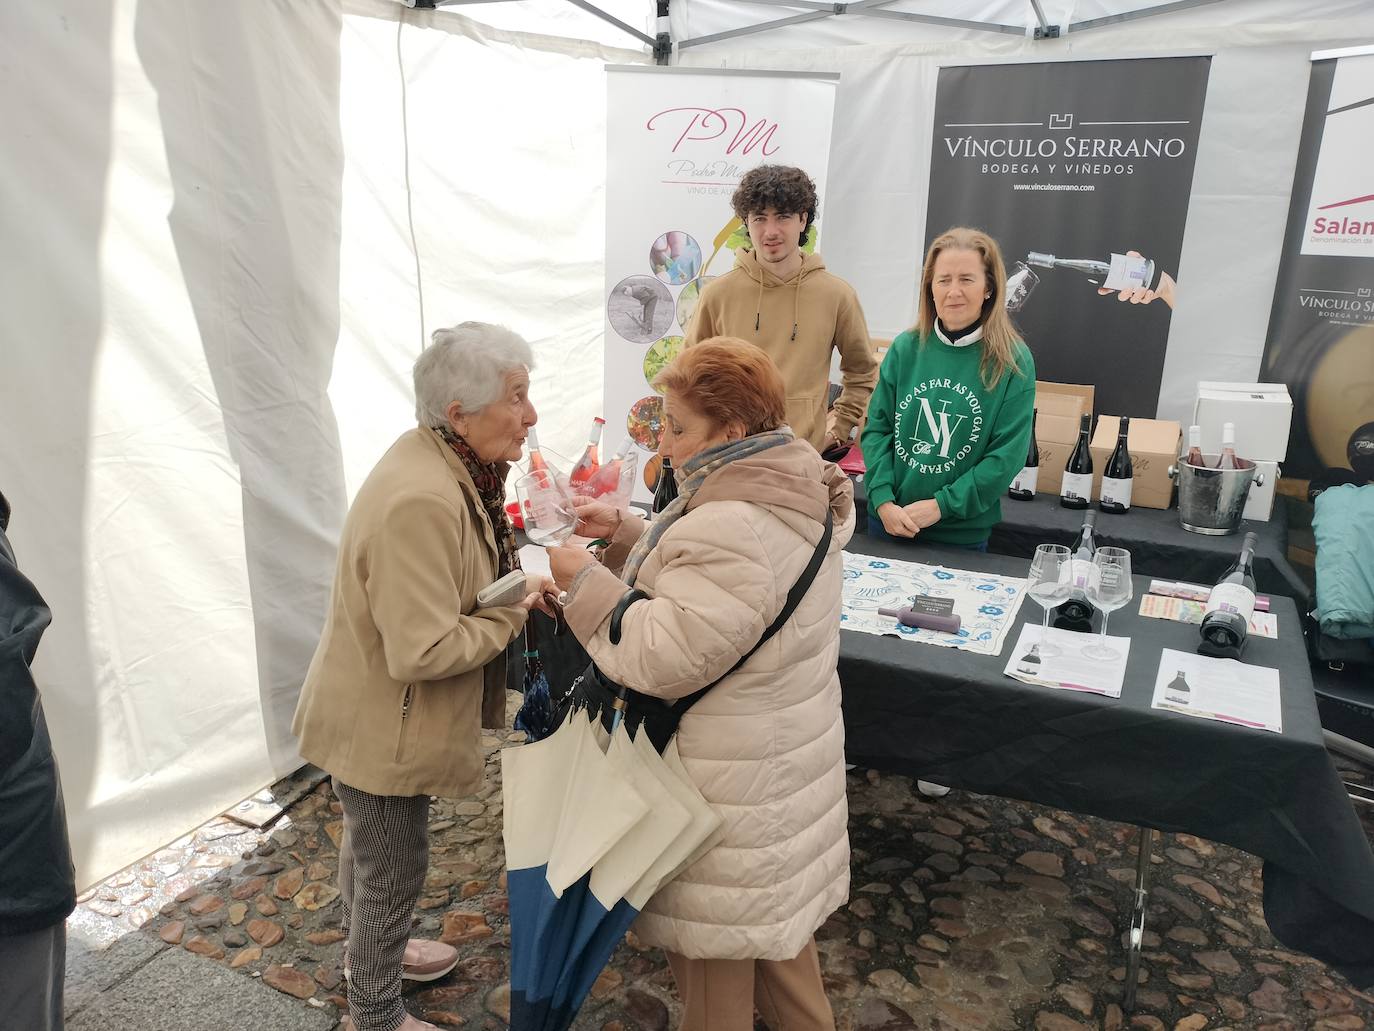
[1151,648,1282,734]
[1003,624,1130,698]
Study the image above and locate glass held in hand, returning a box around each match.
[1083,546,1133,661]
[515,469,577,548]
[1026,544,1072,658]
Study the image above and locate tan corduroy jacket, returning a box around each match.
[564,439,854,960]
[685,249,877,450]
[292,427,526,799]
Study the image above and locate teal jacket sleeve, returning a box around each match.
[859,337,904,511]
[934,347,1036,521]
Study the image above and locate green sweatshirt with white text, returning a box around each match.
[861,329,1035,545]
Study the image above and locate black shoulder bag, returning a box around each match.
[556,509,834,753]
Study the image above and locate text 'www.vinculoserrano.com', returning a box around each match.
[1012,183,1097,192]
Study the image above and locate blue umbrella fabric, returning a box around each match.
[502,712,720,1030]
[514,644,557,742]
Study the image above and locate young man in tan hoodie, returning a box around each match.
[684,164,878,454]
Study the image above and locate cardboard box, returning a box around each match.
[1193,382,1293,462]
[1034,381,1094,496]
[1242,460,1280,522]
[1089,416,1182,511]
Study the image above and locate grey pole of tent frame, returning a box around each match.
[1122,826,1155,1013]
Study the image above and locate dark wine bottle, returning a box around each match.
[652,456,678,515]
[1060,413,1093,509]
[1099,416,1134,514]
[1008,408,1039,501]
[1198,531,1258,659]
[1165,670,1191,705]
[1053,511,1098,630]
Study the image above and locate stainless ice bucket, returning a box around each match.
[1168,455,1264,535]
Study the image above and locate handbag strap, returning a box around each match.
[671,507,834,716]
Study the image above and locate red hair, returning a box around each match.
[654,338,787,436]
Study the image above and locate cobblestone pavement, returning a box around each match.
[67,699,1374,1031]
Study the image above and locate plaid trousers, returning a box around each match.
[334,778,431,1031]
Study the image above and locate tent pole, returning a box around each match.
[560,0,658,46]
[677,0,900,51]
[1027,0,1059,39]
[655,0,672,65]
[1068,0,1229,34]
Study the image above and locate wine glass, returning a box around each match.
[1026,544,1072,658]
[1083,547,1133,661]
[515,469,577,547]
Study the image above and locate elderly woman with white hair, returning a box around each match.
[293,322,555,1031]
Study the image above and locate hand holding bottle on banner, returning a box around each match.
[1092,250,1177,309]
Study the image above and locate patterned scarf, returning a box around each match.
[435,426,520,579]
[620,428,794,587]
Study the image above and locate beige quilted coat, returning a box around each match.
[564,438,853,960]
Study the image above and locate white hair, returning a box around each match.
[413,322,534,427]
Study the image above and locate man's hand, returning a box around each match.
[877,501,919,538]
[549,545,597,592]
[903,499,942,529]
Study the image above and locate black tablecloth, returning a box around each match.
[852,477,1310,604]
[839,534,1374,987]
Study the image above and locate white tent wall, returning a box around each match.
[674,0,1374,426]
[0,0,640,889]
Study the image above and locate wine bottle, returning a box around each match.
[1053,511,1099,630]
[1099,416,1134,514]
[1198,531,1257,659]
[1164,670,1191,705]
[525,427,550,475]
[1214,422,1240,470]
[1184,425,1205,467]
[1027,250,1155,292]
[652,456,679,515]
[1008,408,1039,501]
[569,416,606,488]
[1016,643,1042,676]
[584,435,635,498]
[1060,413,1093,509]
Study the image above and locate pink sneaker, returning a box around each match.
[401,939,460,982]
[343,939,459,983]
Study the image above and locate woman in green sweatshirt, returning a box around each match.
[860,226,1035,549]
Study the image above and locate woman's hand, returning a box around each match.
[515,575,559,617]
[903,499,943,529]
[570,495,623,540]
[549,545,596,592]
[877,501,919,538]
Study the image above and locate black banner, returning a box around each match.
[1260,55,1374,481]
[925,57,1211,420]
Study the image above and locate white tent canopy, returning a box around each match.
[1,0,1371,888]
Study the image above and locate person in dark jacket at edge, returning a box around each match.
[0,489,75,1030]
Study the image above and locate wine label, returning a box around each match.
[1061,472,1093,502]
[1104,252,1153,292]
[1011,466,1038,494]
[1070,558,1101,593]
[1100,475,1133,509]
[908,595,956,617]
[1204,582,1256,624]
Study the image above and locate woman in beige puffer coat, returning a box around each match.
[549,340,852,1031]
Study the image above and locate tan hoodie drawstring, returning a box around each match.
[750,253,809,341]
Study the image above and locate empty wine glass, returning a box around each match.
[515,469,577,547]
[1005,261,1040,312]
[1026,544,1072,658]
[1083,546,1133,661]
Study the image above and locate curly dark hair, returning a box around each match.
[730,165,818,247]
